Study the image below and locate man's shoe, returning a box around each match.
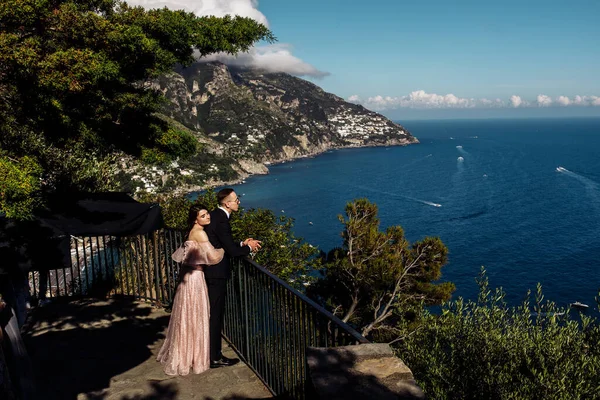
[210,356,240,368]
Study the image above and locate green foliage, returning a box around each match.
[0,0,274,218]
[0,155,42,219]
[309,198,454,339]
[157,127,198,159]
[231,208,320,282]
[140,125,198,165]
[397,268,600,400]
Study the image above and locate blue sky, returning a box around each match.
[130,0,600,119]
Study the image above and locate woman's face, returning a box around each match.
[195,209,211,226]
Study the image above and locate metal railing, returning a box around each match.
[28,229,368,399]
[29,230,185,305]
[224,257,368,399]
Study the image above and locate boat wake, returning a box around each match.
[356,186,442,208]
[404,196,442,208]
[456,145,469,155]
[556,166,599,188]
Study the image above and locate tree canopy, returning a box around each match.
[0,0,274,219]
[309,199,455,339]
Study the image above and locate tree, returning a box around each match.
[397,269,600,399]
[0,0,274,219]
[231,207,320,282]
[309,199,455,339]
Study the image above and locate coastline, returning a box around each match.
[180,136,419,195]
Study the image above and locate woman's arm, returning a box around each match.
[189,229,224,265]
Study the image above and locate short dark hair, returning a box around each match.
[186,203,208,232]
[217,188,234,205]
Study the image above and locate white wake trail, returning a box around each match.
[356,186,442,208]
[456,145,469,155]
[556,166,599,189]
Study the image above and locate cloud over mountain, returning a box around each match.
[126,0,327,78]
[349,91,600,110]
[202,44,329,78]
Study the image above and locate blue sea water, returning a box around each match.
[227,118,600,309]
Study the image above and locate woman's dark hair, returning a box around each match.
[186,203,209,232]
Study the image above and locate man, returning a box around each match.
[204,188,261,368]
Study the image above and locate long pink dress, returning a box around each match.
[157,241,224,376]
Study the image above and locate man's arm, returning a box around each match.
[215,220,251,258]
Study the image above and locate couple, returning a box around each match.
[157,189,261,376]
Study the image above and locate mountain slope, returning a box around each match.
[133,62,417,193]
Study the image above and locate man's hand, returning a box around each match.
[244,238,262,252]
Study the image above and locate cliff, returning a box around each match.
[125,62,417,194]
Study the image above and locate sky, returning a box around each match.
[127,0,600,120]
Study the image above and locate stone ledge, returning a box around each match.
[306,343,424,400]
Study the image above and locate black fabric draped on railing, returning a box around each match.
[28,229,368,399]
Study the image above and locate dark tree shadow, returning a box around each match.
[305,347,425,400]
[23,298,169,400]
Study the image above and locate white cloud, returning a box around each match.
[347,95,361,103]
[510,95,523,108]
[556,96,571,106]
[536,94,553,107]
[350,90,505,111]
[126,0,327,77]
[202,44,329,78]
[349,91,600,110]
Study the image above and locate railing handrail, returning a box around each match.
[242,256,369,344]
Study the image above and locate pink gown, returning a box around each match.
[157,241,224,376]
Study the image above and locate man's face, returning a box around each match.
[224,191,241,212]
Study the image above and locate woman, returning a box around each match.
[157,204,224,376]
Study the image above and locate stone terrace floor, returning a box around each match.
[23,298,273,400]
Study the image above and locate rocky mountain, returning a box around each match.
[128,62,417,194]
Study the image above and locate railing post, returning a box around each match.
[241,260,250,360]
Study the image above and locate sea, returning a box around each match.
[223,117,600,310]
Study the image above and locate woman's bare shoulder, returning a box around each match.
[188,228,209,243]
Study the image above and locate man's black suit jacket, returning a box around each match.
[204,208,250,279]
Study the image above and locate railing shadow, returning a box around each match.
[23,298,168,400]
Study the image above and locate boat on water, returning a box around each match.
[570,301,589,309]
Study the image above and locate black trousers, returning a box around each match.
[206,278,227,361]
